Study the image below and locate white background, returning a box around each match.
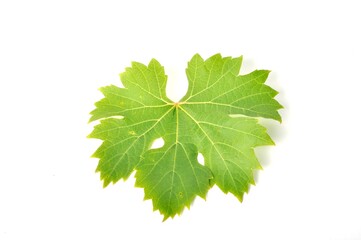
[1,0,360,239]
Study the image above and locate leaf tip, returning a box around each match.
[97,86,109,95]
[149,58,161,66]
[269,137,276,146]
[131,61,147,69]
[235,55,243,63]
[275,113,283,123]
[190,53,204,62]
[88,116,96,124]
[103,181,110,188]
[236,193,244,203]
[99,174,111,188]
[211,53,222,58]
[162,215,170,222]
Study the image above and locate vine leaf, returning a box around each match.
[89,53,282,220]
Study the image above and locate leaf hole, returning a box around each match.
[150,137,164,149]
[197,153,204,165]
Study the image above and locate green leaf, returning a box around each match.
[89,53,282,220]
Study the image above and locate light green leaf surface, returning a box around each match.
[89,54,282,220]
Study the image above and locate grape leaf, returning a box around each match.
[88,53,282,220]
